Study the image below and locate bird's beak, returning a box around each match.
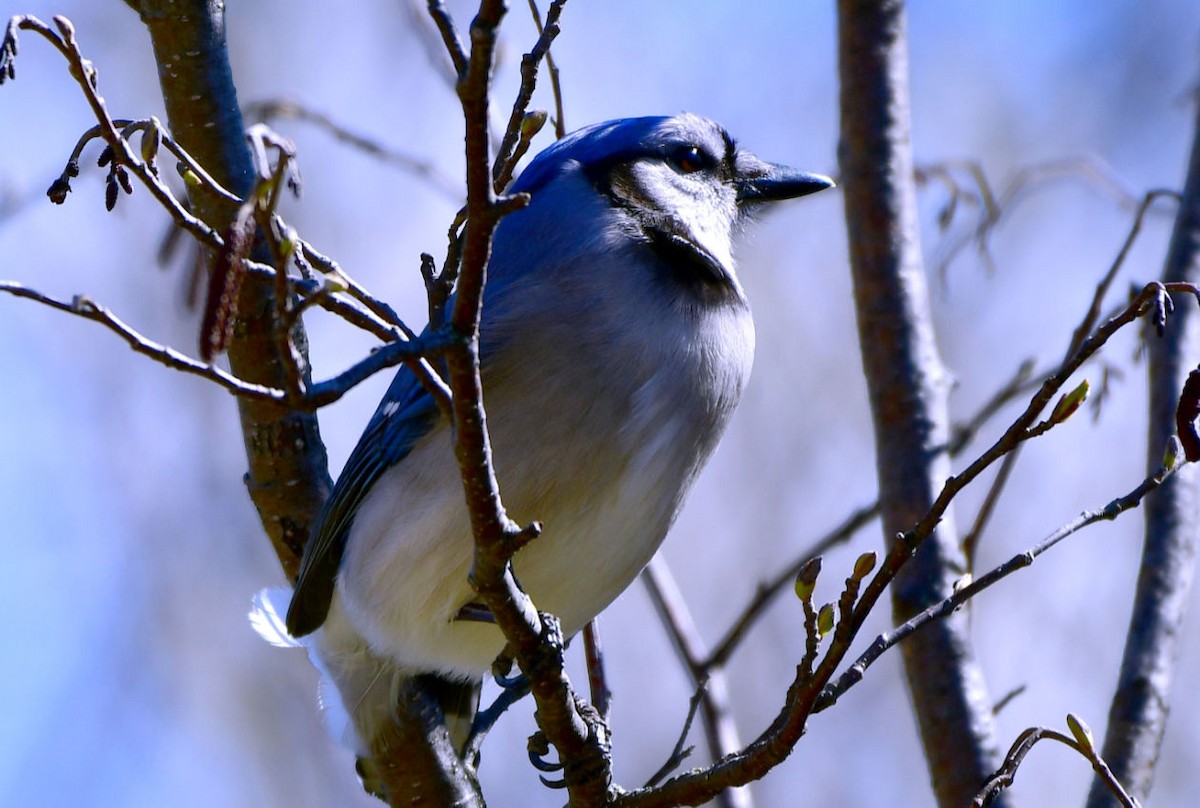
[736,158,835,203]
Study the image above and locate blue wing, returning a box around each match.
[282,117,649,636]
[286,362,440,637]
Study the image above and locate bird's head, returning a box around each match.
[510,113,833,297]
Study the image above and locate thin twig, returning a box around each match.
[931,155,1177,278]
[582,620,612,727]
[643,680,706,788]
[492,0,567,191]
[975,720,1141,808]
[244,98,462,199]
[0,281,286,402]
[960,444,1022,573]
[425,1,468,77]
[703,502,878,670]
[524,0,566,137]
[1065,189,1182,360]
[818,451,1180,711]
[642,557,751,808]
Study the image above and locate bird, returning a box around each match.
[253,112,833,757]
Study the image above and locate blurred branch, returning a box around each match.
[643,682,706,789]
[403,0,459,87]
[243,98,463,199]
[1087,86,1200,808]
[959,443,1022,573]
[582,620,612,726]
[925,154,1177,279]
[642,557,750,808]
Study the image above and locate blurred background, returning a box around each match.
[2,1,1199,805]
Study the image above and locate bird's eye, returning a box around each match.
[668,145,708,174]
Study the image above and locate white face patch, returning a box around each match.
[627,159,739,278]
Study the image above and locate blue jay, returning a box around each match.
[254,113,832,753]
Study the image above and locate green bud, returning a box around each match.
[852,551,877,581]
[1162,435,1182,474]
[521,109,548,139]
[140,118,162,170]
[793,557,821,601]
[1049,379,1090,425]
[179,166,201,188]
[322,271,349,294]
[1066,713,1094,751]
[817,603,835,637]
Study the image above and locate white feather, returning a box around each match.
[248,588,301,648]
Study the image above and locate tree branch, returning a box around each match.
[427,3,614,806]
[115,0,331,578]
[0,281,285,401]
[836,3,1006,803]
[243,98,464,199]
[1086,79,1200,808]
[977,718,1141,808]
[641,557,750,808]
[820,451,1180,710]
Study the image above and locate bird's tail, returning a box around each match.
[249,587,361,750]
[249,588,480,758]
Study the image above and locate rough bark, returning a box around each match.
[125,2,483,804]
[1085,84,1200,808]
[128,0,329,577]
[836,2,1009,805]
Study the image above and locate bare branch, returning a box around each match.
[642,557,750,808]
[0,277,443,412]
[5,17,449,419]
[425,2,612,805]
[492,0,567,190]
[819,450,1181,711]
[1088,86,1200,808]
[704,502,878,670]
[243,98,463,199]
[977,718,1141,808]
[0,281,286,402]
[582,620,612,727]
